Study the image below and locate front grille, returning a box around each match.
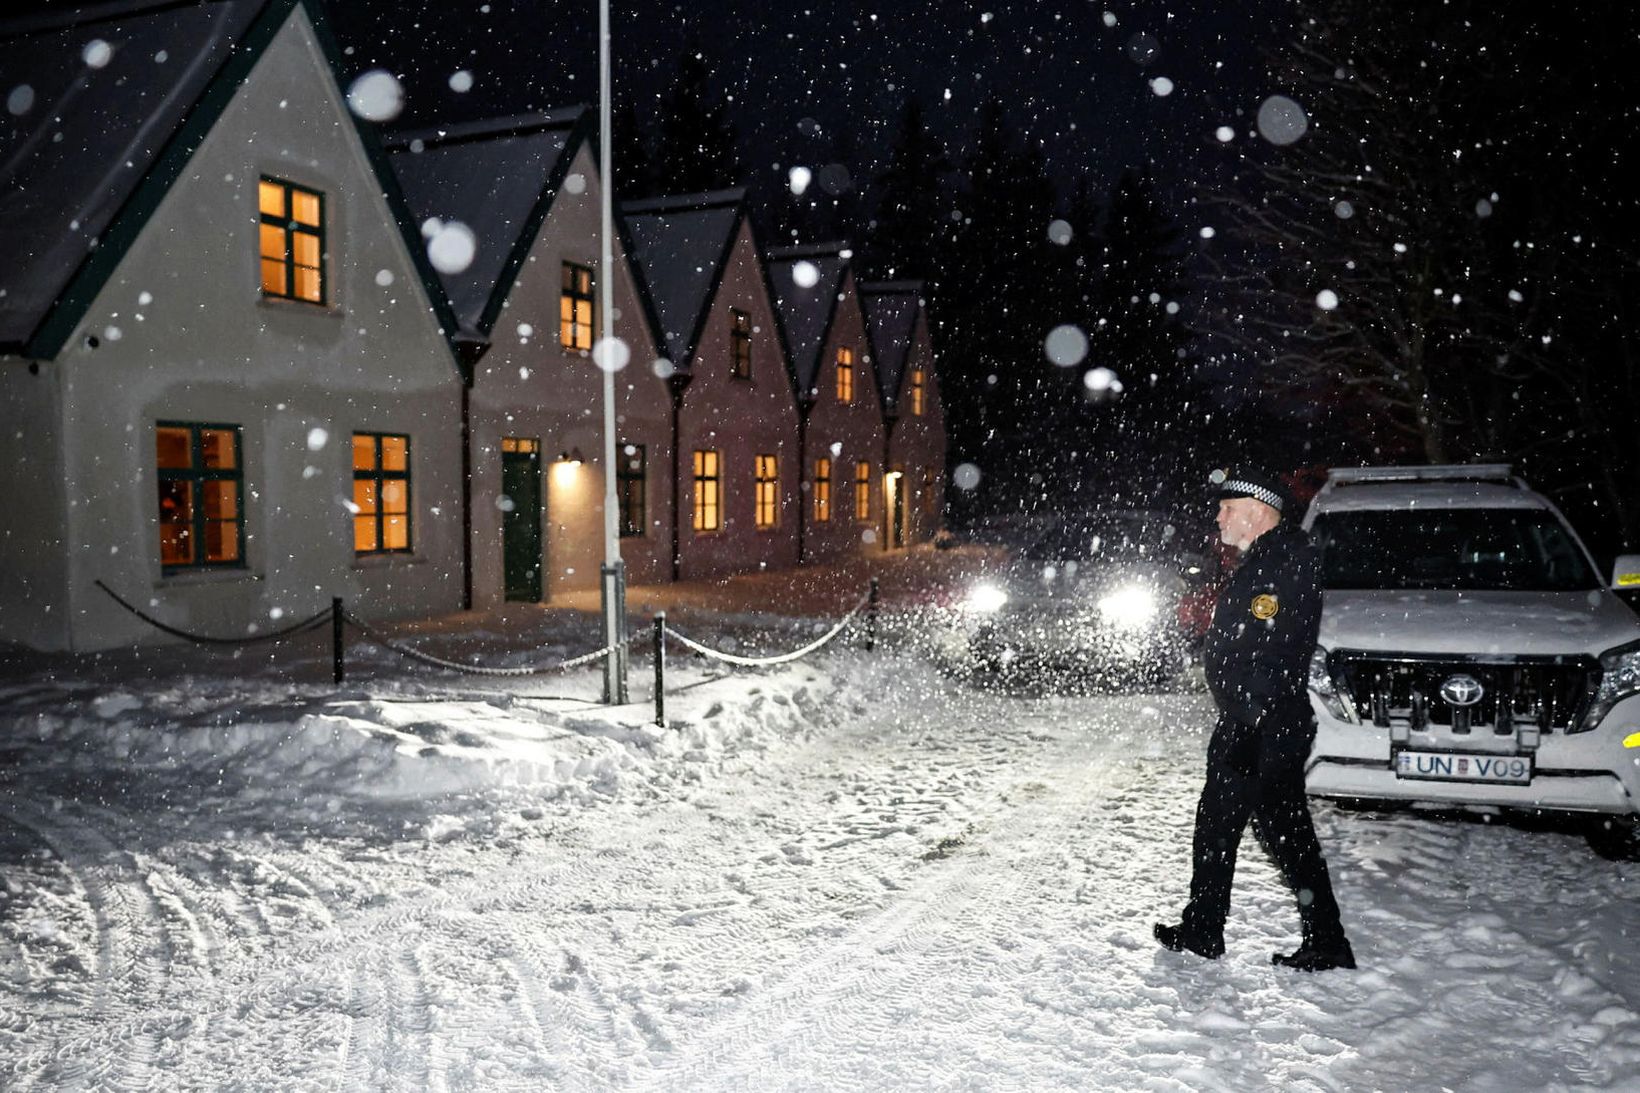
[1330,652,1600,733]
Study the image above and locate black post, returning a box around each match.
[654,612,666,728]
[331,597,344,685]
[867,577,880,651]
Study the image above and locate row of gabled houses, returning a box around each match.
[0,0,946,652]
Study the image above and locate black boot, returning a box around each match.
[1154,922,1224,960]
[1272,935,1356,972]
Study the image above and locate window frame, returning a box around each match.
[258,176,326,306]
[156,421,246,572]
[692,449,722,534]
[754,454,779,530]
[730,307,753,380]
[352,431,414,556]
[560,261,596,351]
[836,345,855,403]
[814,456,832,523]
[854,460,872,522]
[618,442,647,538]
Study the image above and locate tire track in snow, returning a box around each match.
[642,717,1124,1089]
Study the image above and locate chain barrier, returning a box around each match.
[94,580,332,646]
[341,610,632,677]
[660,589,872,667]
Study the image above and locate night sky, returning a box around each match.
[323,0,1291,207]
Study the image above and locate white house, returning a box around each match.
[0,0,466,651]
[861,281,947,547]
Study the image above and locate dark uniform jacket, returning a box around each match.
[1204,521,1324,735]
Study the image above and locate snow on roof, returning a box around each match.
[621,189,744,365]
[1310,480,1549,515]
[765,243,851,393]
[385,110,585,336]
[859,281,924,410]
[0,0,267,351]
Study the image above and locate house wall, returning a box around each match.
[466,143,673,605]
[49,6,462,651]
[887,315,948,545]
[676,222,801,581]
[0,361,70,649]
[801,273,887,563]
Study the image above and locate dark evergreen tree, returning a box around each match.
[611,100,657,200]
[652,45,742,194]
[865,97,952,281]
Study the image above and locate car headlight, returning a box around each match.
[1308,646,1358,723]
[1096,584,1157,629]
[964,583,1009,614]
[1579,637,1640,732]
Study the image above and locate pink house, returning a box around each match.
[623,190,801,581]
[862,281,947,547]
[766,244,887,563]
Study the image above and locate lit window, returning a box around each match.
[855,460,871,521]
[730,308,752,380]
[501,437,540,454]
[619,443,646,538]
[755,455,779,529]
[911,368,926,416]
[258,177,324,304]
[836,346,855,403]
[353,433,412,554]
[156,422,243,569]
[814,457,832,522]
[692,449,721,533]
[560,262,595,350]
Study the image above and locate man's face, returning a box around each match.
[1217,497,1277,550]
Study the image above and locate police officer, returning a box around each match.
[1155,466,1355,971]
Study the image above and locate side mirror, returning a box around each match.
[1178,552,1209,582]
[1611,553,1640,590]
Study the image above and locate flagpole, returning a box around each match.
[598,0,627,703]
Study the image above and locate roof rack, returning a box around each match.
[1324,464,1517,486]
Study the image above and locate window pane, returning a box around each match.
[203,479,237,519]
[201,429,236,469]
[383,516,409,551]
[158,480,194,565]
[260,258,287,295]
[258,180,285,218]
[292,230,320,268]
[156,427,192,470]
[354,515,377,553]
[259,223,286,260]
[291,189,321,226]
[380,435,408,472]
[352,434,377,471]
[354,478,378,515]
[381,478,407,514]
[294,265,322,303]
[205,519,239,563]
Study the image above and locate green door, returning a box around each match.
[502,444,543,602]
[890,470,907,548]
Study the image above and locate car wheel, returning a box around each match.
[1584,814,1640,861]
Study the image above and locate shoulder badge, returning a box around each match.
[1251,593,1279,620]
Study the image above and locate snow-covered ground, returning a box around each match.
[2,608,1638,1091]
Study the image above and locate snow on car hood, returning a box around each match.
[1320,588,1640,657]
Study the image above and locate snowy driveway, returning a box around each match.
[2,645,1638,1091]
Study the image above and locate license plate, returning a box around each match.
[1395,749,1532,785]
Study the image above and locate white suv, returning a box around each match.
[1302,465,1640,859]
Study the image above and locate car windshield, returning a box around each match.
[1310,508,1600,591]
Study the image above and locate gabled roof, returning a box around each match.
[384,108,589,340]
[765,241,852,396]
[620,188,745,367]
[859,280,925,416]
[0,0,462,363]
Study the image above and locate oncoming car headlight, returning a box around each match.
[1309,646,1358,724]
[1096,584,1158,629]
[964,583,1009,614]
[1579,637,1640,732]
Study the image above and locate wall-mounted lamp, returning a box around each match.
[557,447,585,467]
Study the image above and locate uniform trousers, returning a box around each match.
[1182,701,1344,945]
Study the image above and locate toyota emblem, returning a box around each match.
[1440,673,1485,707]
